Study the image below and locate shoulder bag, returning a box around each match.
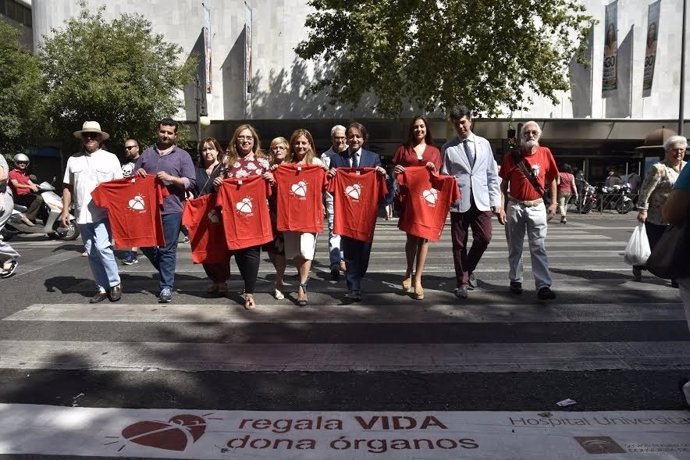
[511,151,552,206]
[645,220,690,279]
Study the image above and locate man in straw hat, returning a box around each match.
[61,121,123,303]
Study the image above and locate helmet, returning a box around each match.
[13,153,30,164]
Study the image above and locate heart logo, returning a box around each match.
[422,188,438,205]
[120,414,206,452]
[235,197,253,214]
[207,209,220,223]
[128,195,146,211]
[345,183,362,200]
[291,181,307,197]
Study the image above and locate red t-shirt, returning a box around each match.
[500,147,559,201]
[91,175,169,249]
[273,164,327,233]
[8,169,31,196]
[182,194,231,264]
[392,144,443,170]
[327,168,387,242]
[216,175,273,250]
[396,166,460,241]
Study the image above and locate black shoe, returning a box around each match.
[89,291,108,304]
[509,281,523,294]
[537,286,556,301]
[108,284,122,302]
[0,260,18,278]
[454,286,469,299]
[345,290,362,302]
[632,266,642,282]
[671,279,679,288]
[467,272,477,290]
[330,266,340,281]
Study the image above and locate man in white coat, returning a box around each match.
[442,105,504,299]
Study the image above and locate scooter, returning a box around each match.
[2,182,79,241]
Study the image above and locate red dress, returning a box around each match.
[392,144,443,170]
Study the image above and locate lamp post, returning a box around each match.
[680,0,687,135]
[195,75,210,141]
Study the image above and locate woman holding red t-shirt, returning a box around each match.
[392,116,442,300]
[213,124,274,310]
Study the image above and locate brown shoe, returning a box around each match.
[108,284,122,302]
[89,291,108,303]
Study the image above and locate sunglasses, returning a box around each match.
[81,132,100,139]
[125,145,138,150]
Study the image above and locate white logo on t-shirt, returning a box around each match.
[235,197,253,215]
[422,188,438,206]
[344,183,362,201]
[128,194,146,212]
[290,181,307,198]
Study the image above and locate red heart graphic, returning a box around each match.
[121,414,206,451]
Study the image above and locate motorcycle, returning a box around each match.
[576,181,598,214]
[599,183,634,214]
[2,181,79,241]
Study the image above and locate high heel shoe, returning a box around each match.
[413,284,424,300]
[402,277,412,293]
[297,283,308,307]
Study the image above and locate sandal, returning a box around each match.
[244,293,256,310]
[402,276,412,293]
[413,284,424,300]
[297,283,308,307]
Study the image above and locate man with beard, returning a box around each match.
[135,118,196,303]
[499,121,558,301]
[320,124,347,280]
[121,139,141,265]
[61,121,123,303]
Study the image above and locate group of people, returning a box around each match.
[53,105,564,309]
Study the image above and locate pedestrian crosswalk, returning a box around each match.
[1,216,689,458]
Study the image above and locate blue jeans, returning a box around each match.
[79,220,120,291]
[341,236,372,292]
[142,212,182,291]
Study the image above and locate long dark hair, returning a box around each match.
[406,115,434,147]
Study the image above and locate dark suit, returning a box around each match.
[330,148,381,293]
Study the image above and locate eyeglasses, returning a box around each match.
[82,132,99,139]
[523,130,539,135]
[125,145,137,150]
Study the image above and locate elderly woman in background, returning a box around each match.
[194,137,227,295]
[392,116,442,299]
[266,137,289,300]
[557,163,578,224]
[634,135,687,284]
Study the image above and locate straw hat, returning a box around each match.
[73,121,110,141]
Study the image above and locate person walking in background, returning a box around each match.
[61,121,123,303]
[328,121,387,302]
[8,153,42,226]
[266,137,289,300]
[557,163,578,224]
[320,124,348,280]
[634,135,687,286]
[121,139,141,265]
[500,120,558,301]
[441,106,503,300]
[213,124,273,310]
[392,115,442,299]
[0,154,20,278]
[135,118,197,303]
[193,137,227,296]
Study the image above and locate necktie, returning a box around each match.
[351,153,359,168]
[463,139,475,168]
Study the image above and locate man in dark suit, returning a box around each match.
[328,122,387,301]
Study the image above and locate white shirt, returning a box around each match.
[63,148,123,224]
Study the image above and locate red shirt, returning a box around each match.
[396,166,460,241]
[273,164,327,233]
[216,174,273,250]
[182,194,231,264]
[91,175,168,249]
[500,146,559,201]
[392,144,443,170]
[8,169,31,196]
[327,168,387,242]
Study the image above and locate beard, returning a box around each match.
[523,139,539,150]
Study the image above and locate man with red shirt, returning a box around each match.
[8,154,43,226]
[499,121,558,301]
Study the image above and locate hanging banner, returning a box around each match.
[202,3,212,94]
[643,0,660,97]
[602,1,618,96]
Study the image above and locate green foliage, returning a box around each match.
[39,2,197,150]
[0,20,44,154]
[296,0,596,117]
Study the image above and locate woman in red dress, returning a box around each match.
[392,116,443,300]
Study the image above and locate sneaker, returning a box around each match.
[0,259,18,278]
[454,286,469,299]
[158,288,173,303]
[122,255,138,265]
[330,265,340,281]
[537,286,556,301]
[467,272,477,290]
[509,281,523,294]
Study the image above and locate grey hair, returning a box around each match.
[521,121,542,138]
[330,124,346,137]
[664,135,687,151]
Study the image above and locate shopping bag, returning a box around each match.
[623,223,651,266]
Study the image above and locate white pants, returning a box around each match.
[506,201,552,289]
[0,192,20,265]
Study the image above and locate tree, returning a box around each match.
[39,3,196,149]
[296,0,595,117]
[0,20,44,154]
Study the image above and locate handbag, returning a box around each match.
[623,223,651,266]
[511,151,552,206]
[645,220,690,279]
